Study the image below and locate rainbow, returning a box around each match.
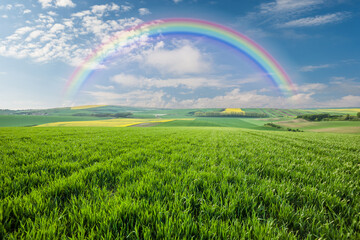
[65,18,296,100]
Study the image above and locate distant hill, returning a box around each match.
[1,106,359,118]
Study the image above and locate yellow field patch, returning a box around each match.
[318,108,360,113]
[222,108,245,114]
[36,118,183,127]
[70,105,107,110]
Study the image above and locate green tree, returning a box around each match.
[357,112,360,118]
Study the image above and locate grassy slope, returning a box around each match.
[300,121,360,129]
[1,127,359,239]
[155,117,275,130]
[0,115,106,127]
[276,119,360,134]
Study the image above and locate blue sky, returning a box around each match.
[0,0,359,109]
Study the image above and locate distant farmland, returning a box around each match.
[1,106,359,133]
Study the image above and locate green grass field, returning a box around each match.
[0,115,106,127]
[301,121,360,129]
[156,117,274,130]
[1,127,359,239]
[276,119,360,134]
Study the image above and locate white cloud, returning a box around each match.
[288,92,315,106]
[38,0,53,8]
[330,76,357,84]
[111,74,224,89]
[110,3,120,11]
[25,30,44,42]
[0,4,24,10]
[300,64,332,72]
[83,84,360,109]
[0,10,143,66]
[23,9,31,14]
[331,76,346,81]
[139,8,151,16]
[38,0,75,8]
[48,11,58,16]
[239,0,350,31]
[90,3,120,16]
[55,0,75,8]
[2,15,8,19]
[173,0,183,3]
[121,5,132,12]
[71,10,91,18]
[14,4,25,8]
[111,74,142,87]
[235,74,265,85]
[63,18,73,28]
[0,72,6,75]
[91,5,108,16]
[144,43,210,75]
[280,12,349,28]
[94,88,314,109]
[49,23,65,33]
[85,90,167,107]
[296,83,326,92]
[328,77,360,95]
[36,13,55,24]
[326,95,360,108]
[260,0,323,14]
[95,85,115,90]
[5,27,34,41]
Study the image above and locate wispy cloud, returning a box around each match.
[326,95,360,108]
[279,12,349,28]
[138,8,151,16]
[0,4,21,11]
[329,77,360,95]
[300,64,333,72]
[85,89,167,107]
[282,30,311,39]
[238,0,350,31]
[95,85,115,90]
[110,74,224,89]
[330,76,357,84]
[296,83,327,92]
[260,0,324,14]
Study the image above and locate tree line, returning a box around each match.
[297,113,360,121]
